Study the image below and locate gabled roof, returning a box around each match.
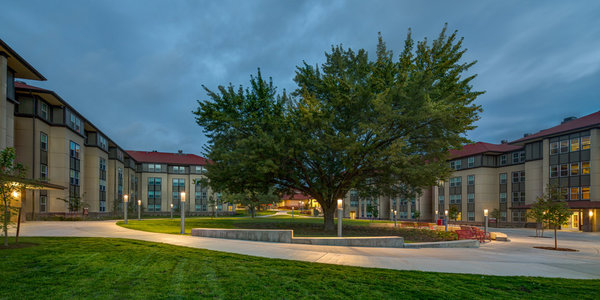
[449,142,522,159]
[14,81,51,92]
[511,110,600,144]
[0,38,46,81]
[126,150,209,165]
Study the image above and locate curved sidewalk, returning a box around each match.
[16,221,600,279]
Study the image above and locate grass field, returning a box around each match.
[117,216,456,242]
[1,237,598,299]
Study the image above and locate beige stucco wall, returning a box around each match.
[590,129,600,202]
[83,147,108,212]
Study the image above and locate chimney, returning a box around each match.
[178,150,183,154]
[501,140,508,144]
[561,116,577,124]
[523,133,531,138]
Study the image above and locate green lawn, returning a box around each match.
[1,237,598,299]
[117,216,455,242]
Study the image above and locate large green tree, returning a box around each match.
[195,25,482,230]
[0,148,27,246]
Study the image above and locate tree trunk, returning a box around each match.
[323,206,335,231]
[554,228,558,249]
[3,204,8,247]
[250,206,255,218]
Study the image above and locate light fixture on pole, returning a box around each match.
[170,203,173,219]
[337,199,343,237]
[394,210,397,228]
[180,192,186,234]
[292,206,294,219]
[123,194,129,224]
[435,210,438,222]
[444,209,449,232]
[484,209,489,238]
[137,200,141,221]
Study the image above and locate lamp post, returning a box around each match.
[337,199,343,237]
[484,209,489,237]
[170,203,173,219]
[137,200,141,221]
[123,194,128,224]
[394,210,397,228]
[300,201,304,213]
[444,209,449,232]
[292,207,294,219]
[390,208,393,221]
[180,192,186,234]
[435,210,439,222]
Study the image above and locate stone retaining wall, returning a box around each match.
[191,228,293,243]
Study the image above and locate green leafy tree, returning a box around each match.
[195,25,482,230]
[527,196,549,238]
[449,206,459,222]
[367,203,379,220]
[0,148,27,246]
[222,189,278,218]
[490,208,501,227]
[57,193,87,216]
[539,186,571,249]
[413,210,421,221]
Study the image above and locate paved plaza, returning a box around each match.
[13,221,600,279]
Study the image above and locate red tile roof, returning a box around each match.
[281,192,313,200]
[511,110,600,144]
[126,150,209,165]
[449,142,522,159]
[15,81,52,92]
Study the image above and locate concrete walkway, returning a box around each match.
[14,221,600,279]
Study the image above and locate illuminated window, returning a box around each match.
[581,136,591,150]
[570,138,579,152]
[581,162,590,175]
[570,163,579,176]
[582,187,590,200]
[570,187,580,200]
[550,165,558,178]
[560,164,568,177]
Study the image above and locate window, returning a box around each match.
[350,190,358,207]
[467,212,475,221]
[40,102,48,120]
[195,165,206,174]
[560,140,569,153]
[570,187,580,200]
[148,163,162,172]
[148,177,162,211]
[512,152,519,164]
[520,171,525,182]
[467,157,474,168]
[570,163,579,176]
[512,191,525,203]
[500,211,506,222]
[550,142,559,155]
[70,141,80,159]
[512,172,519,183]
[40,132,48,151]
[560,187,569,200]
[40,164,48,180]
[98,135,107,150]
[550,165,558,178]
[449,177,461,187]
[570,138,579,152]
[581,136,590,150]
[449,194,462,204]
[520,151,525,162]
[499,173,507,184]
[70,113,82,134]
[500,155,507,165]
[560,164,569,177]
[467,175,475,185]
[172,179,185,209]
[173,166,185,174]
[581,162,590,175]
[467,193,474,203]
[195,180,208,211]
[582,187,590,200]
[512,211,526,222]
[39,194,47,212]
[450,160,461,170]
[500,192,507,203]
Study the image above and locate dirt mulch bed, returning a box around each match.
[533,246,578,252]
[0,242,39,250]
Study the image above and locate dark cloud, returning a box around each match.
[2,0,599,155]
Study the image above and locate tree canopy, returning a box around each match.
[195,25,483,230]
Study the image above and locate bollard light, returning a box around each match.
[444,209,448,232]
[137,200,141,221]
[337,198,343,237]
[484,209,489,217]
[394,209,397,228]
[180,192,186,234]
[170,203,174,219]
[123,194,129,224]
[484,208,489,239]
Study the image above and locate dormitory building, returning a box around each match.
[1,38,232,220]
[2,38,598,231]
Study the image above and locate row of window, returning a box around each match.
[449,177,462,187]
[550,162,590,178]
[550,136,591,155]
[560,187,590,200]
[449,194,461,204]
[498,151,525,166]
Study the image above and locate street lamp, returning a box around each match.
[484,209,489,237]
[435,210,438,222]
[180,191,186,234]
[394,210,397,228]
[170,203,173,219]
[123,194,129,224]
[444,209,449,232]
[337,199,343,237]
[300,201,304,213]
[137,200,142,221]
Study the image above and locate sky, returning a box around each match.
[2,0,600,155]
